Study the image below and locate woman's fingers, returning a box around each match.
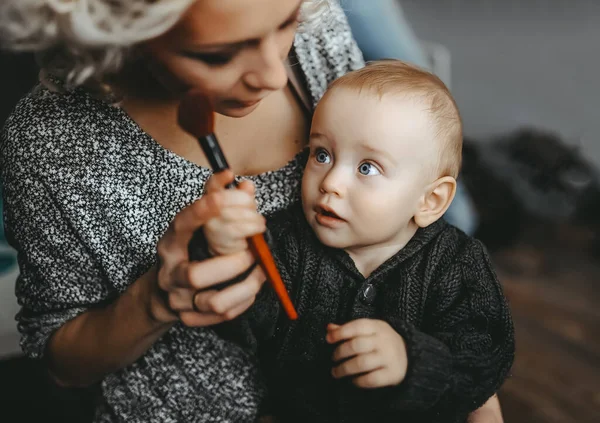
[179,295,256,327]
[177,265,265,327]
[205,265,265,313]
[162,249,255,291]
[222,295,258,320]
[166,287,195,311]
[169,259,263,313]
[179,308,225,327]
[155,171,264,328]
[187,250,257,290]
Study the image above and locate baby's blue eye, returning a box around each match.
[315,149,331,164]
[358,162,380,176]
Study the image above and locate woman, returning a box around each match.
[0,0,502,421]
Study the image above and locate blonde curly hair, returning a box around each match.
[0,0,332,89]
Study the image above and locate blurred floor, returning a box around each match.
[493,222,600,423]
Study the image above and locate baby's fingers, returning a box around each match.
[217,207,266,225]
[205,170,235,194]
[332,335,376,363]
[206,212,266,246]
[331,352,382,379]
[326,319,378,344]
[351,368,393,389]
[236,179,256,196]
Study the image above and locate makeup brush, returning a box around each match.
[178,90,298,321]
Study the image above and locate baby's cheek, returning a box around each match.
[357,189,389,213]
[352,192,389,229]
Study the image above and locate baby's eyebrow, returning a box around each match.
[359,143,398,166]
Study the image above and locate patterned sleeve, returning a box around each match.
[294,0,365,106]
[1,108,114,360]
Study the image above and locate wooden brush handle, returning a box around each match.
[189,130,298,320]
[248,234,298,320]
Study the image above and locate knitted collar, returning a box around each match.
[326,219,449,283]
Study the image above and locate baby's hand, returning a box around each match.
[327,319,408,389]
[203,173,266,256]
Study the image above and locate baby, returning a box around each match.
[196,60,515,423]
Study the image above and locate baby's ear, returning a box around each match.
[414,176,457,228]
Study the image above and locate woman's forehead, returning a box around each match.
[167,0,302,47]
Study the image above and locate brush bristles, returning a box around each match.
[178,90,215,137]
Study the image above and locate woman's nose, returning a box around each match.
[243,35,288,92]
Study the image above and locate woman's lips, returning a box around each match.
[224,98,262,108]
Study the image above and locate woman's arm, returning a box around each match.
[48,252,260,387]
[46,171,267,387]
[47,264,174,387]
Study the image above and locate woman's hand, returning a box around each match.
[152,170,266,327]
[45,170,266,388]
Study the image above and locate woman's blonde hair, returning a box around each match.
[0,0,331,89]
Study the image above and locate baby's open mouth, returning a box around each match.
[317,206,343,220]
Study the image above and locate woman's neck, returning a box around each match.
[120,86,310,175]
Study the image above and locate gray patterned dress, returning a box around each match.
[0,3,364,422]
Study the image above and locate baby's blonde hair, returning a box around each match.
[0,0,331,90]
[327,60,463,179]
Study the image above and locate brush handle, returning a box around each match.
[199,134,229,172]
[192,133,298,320]
[199,134,237,189]
[248,234,298,320]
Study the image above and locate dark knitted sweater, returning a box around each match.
[207,204,515,423]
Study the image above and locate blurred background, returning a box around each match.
[1,1,599,422]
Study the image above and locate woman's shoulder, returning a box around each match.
[1,84,138,178]
[4,83,120,134]
[294,0,365,105]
